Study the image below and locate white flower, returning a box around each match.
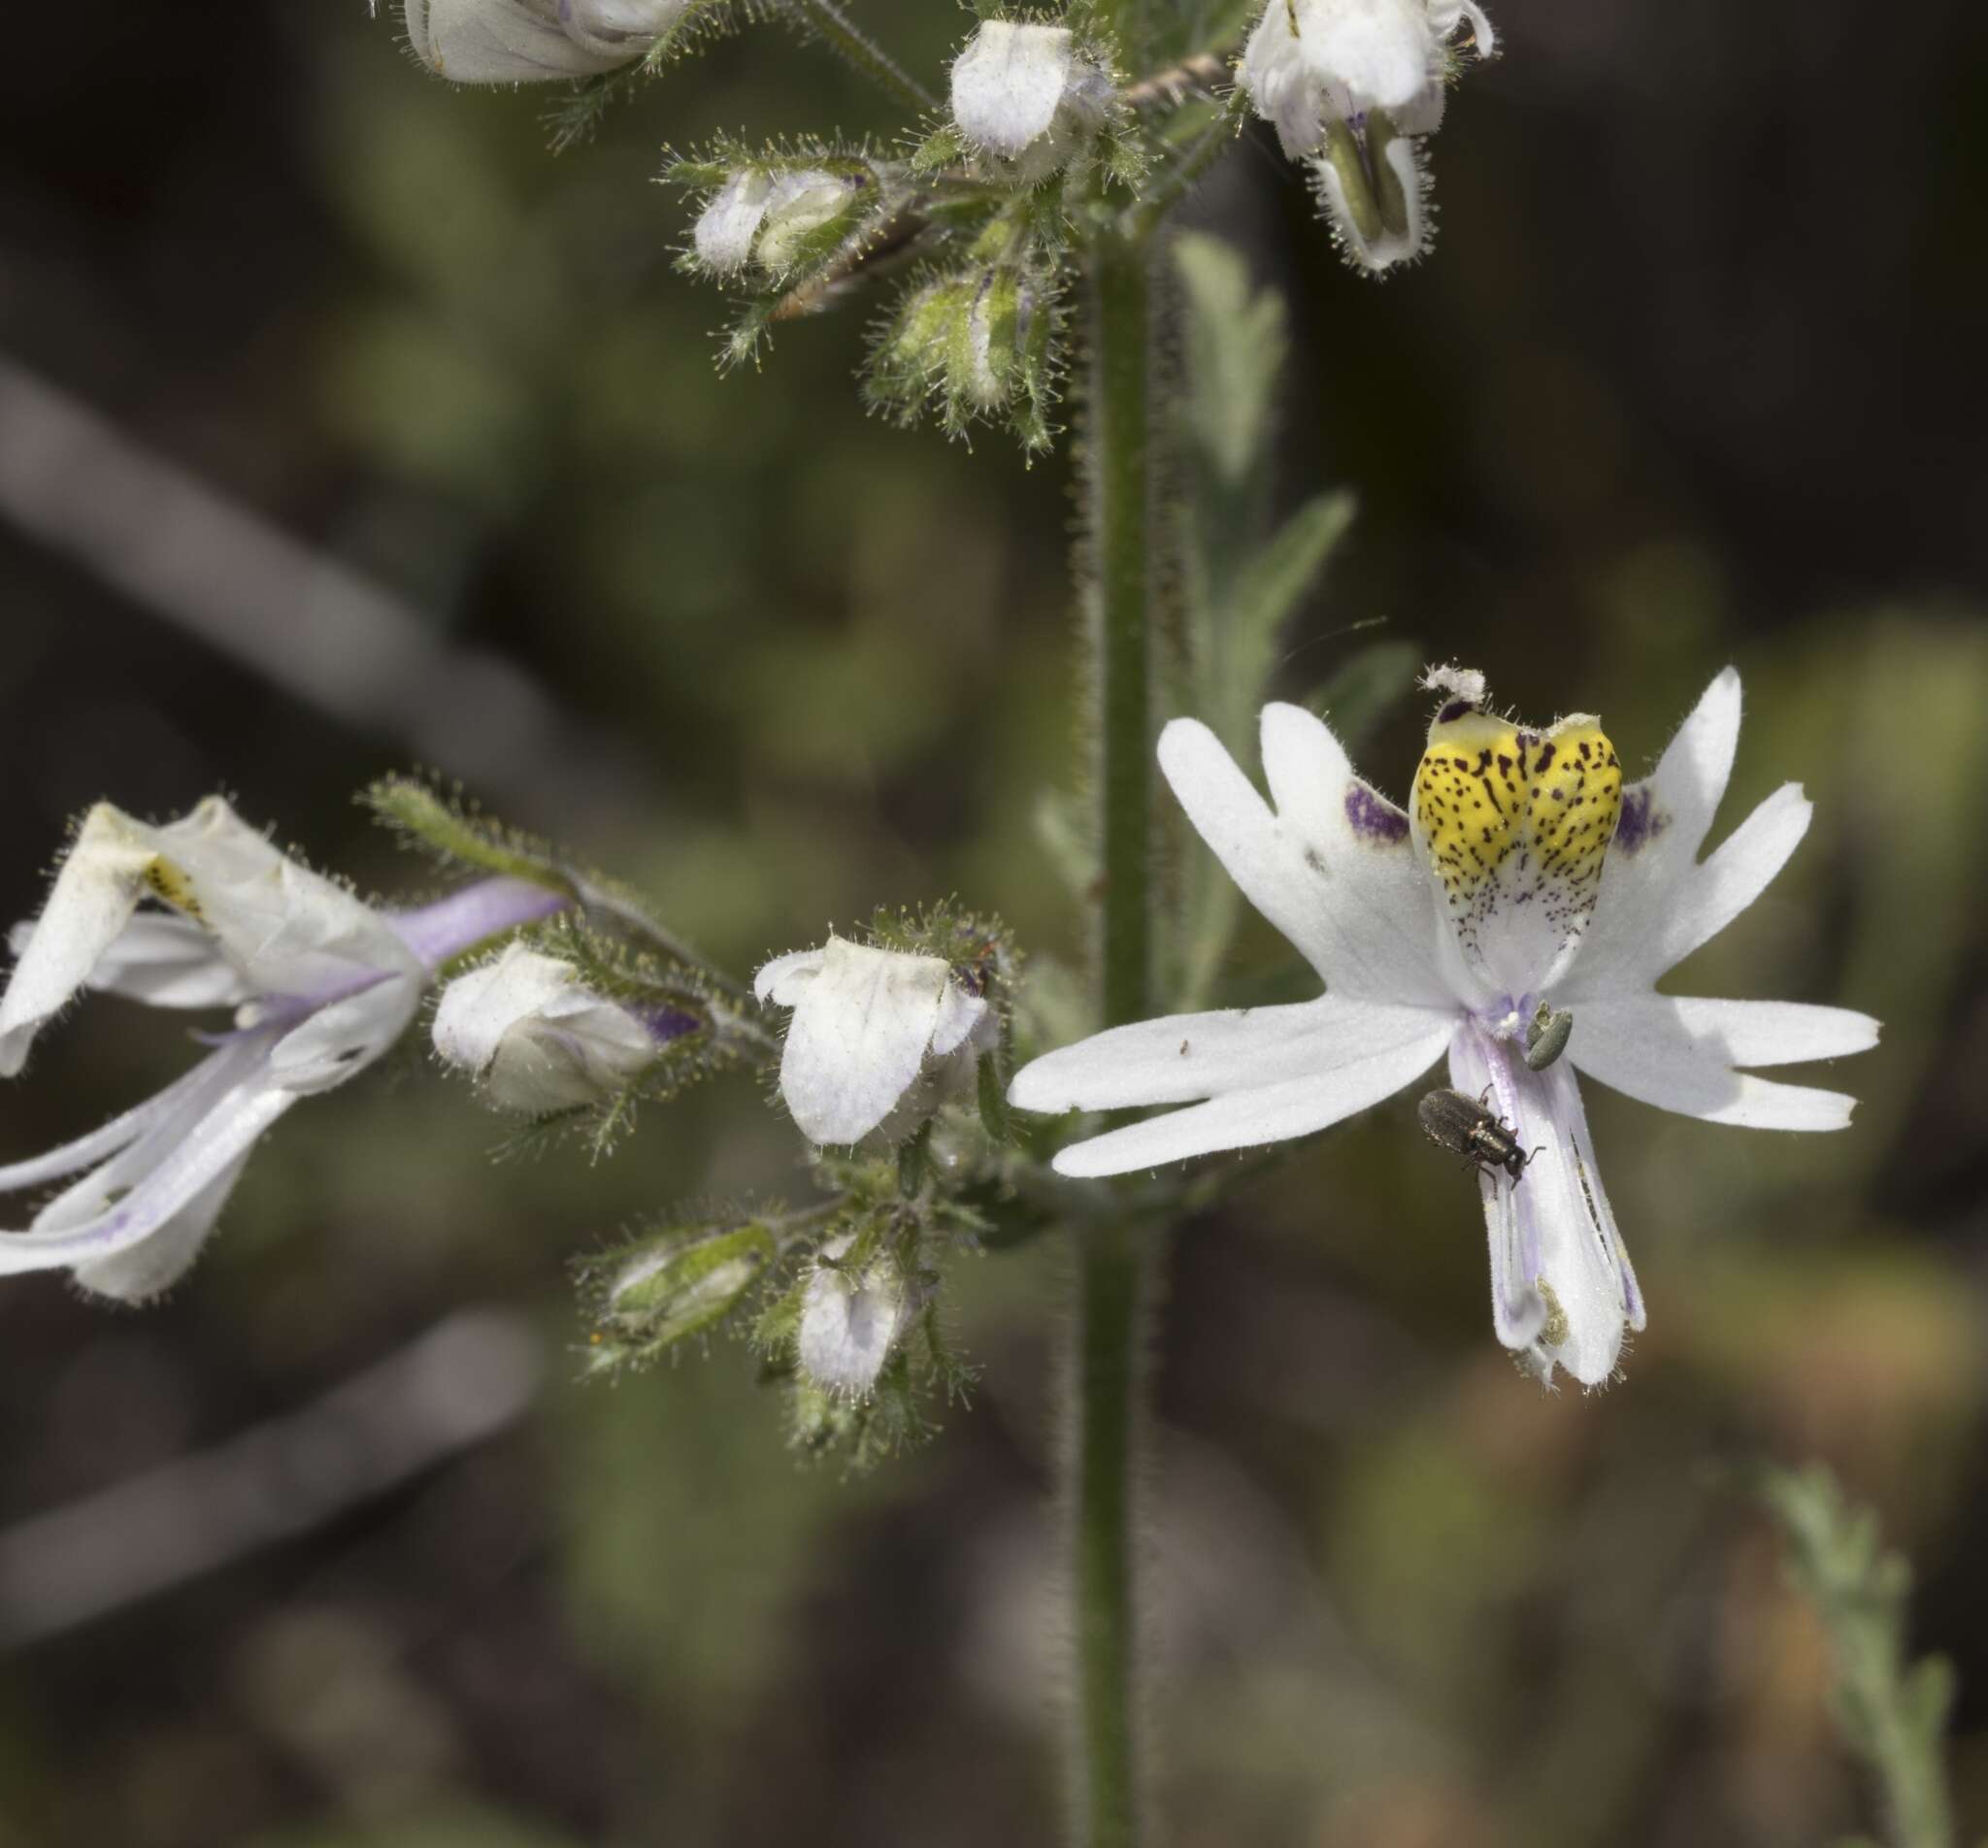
[754,934,994,1147]
[1009,669,1879,1387]
[433,941,687,1114]
[403,0,694,84]
[0,799,564,1301]
[797,1234,925,1396]
[1241,0,1493,271]
[950,21,1111,178]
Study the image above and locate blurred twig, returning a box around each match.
[0,1307,541,1647]
[1755,1463,1957,1848]
[0,356,654,811]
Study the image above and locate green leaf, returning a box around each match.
[1173,230,1287,489]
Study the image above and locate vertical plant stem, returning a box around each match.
[1065,228,1158,1848]
[1091,234,1154,1035]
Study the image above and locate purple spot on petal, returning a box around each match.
[1344,784,1409,844]
[1611,787,1668,854]
[643,1006,704,1045]
[1435,698,1474,725]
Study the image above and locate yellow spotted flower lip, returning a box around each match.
[1410,690,1623,1004]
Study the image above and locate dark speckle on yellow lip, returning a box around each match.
[142,857,204,922]
[1411,708,1623,968]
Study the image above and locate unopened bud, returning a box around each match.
[595,1222,775,1364]
[753,170,866,276]
[433,941,691,1113]
[797,1234,926,1397]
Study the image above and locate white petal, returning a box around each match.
[1011,995,1448,1113]
[1289,0,1436,111]
[404,0,627,82]
[0,1076,295,1274]
[753,946,824,1005]
[1648,783,1811,975]
[0,1052,236,1192]
[1572,668,1741,989]
[1257,705,1449,1001]
[262,976,420,1094]
[1634,996,1879,1067]
[796,1236,917,1396]
[1569,995,1858,1131]
[561,0,688,56]
[776,937,950,1146]
[1312,131,1430,274]
[0,804,162,1075]
[71,1150,251,1304]
[927,979,991,1059]
[1048,1018,1451,1176]
[54,914,254,1010]
[1158,711,1445,1004]
[1241,3,1329,156]
[1450,1034,1640,1386]
[694,171,774,276]
[951,21,1075,157]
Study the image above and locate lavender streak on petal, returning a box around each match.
[385,879,572,973]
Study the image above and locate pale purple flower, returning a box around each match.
[0,798,564,1300]
[1009,670,1878,1387]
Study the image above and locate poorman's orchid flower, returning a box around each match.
[432,940,698,1114]
[1009,669,1878,1387]
[0,799,565,1301]
[1241,0,1494,272]
[754,935,994,1148]
[403,0,694,84]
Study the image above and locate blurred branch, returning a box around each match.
[0,1307,541,1648]
[0,356,654,811]
[1756,1463,1957,1848]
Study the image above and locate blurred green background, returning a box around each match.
[1,3,1985,1844]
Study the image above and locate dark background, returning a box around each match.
[1,3,1985,1843]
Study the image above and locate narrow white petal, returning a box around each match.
[1049,1020,1451,1177]
[1257,704,1448,1002]
[0,805,161,1075]
[1623,996,1880,1068]
[1011,996,1447,1113]
[71,1150,251,1304]
[0,1080,295,1273]
[927,980,990,1059]
[1158,713,1444,1003]
[1572,669,1740,989]
[779,938,949,1146]
[1649,783,1811,974]
[0,1052,237,1192]
[1241,3,1328,157]
[1570,997,1857,1131]
[1449,1034,1639,1385]
[694,171,774,276]
[16,1044,264,1230]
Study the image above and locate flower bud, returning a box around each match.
[797,1234,926,1397]
[403,0,694,84]
[592,1222,775,1367]
[432,941,690,1114]
[754,934,995,1147]
[690,168,868,280]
